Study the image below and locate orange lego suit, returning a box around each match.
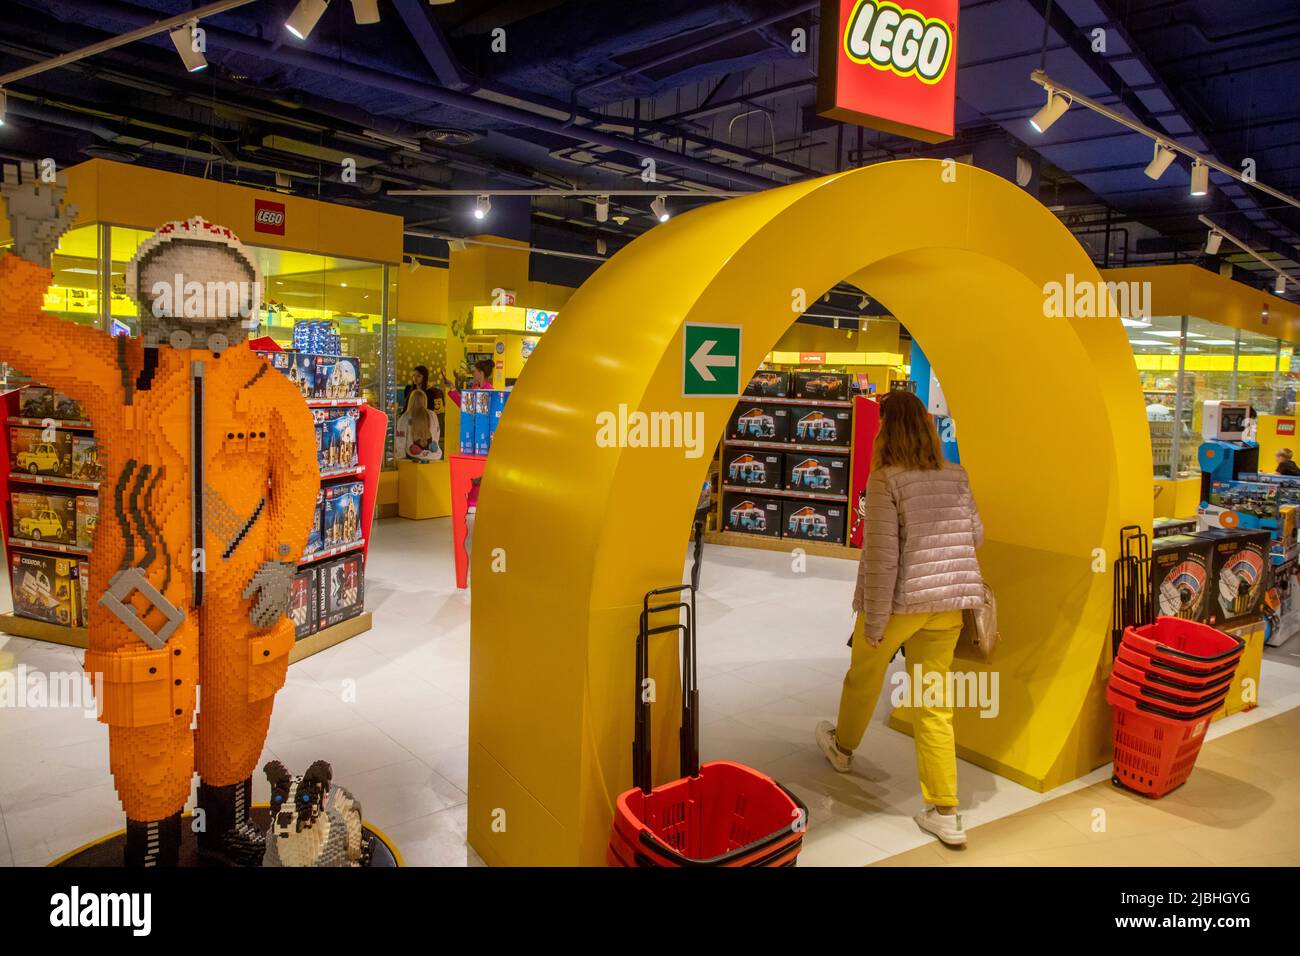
[0,254,319,836]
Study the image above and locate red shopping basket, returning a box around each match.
[1116,643,1238,686]
[1108,672,1228,714]
[1107,686,1219,797]
[1121,618,1244,672]
[608,570,807,867]
[1109,661,1233,704]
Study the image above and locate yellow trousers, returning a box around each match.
[835,610,963,807]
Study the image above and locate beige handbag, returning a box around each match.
[962,583,999,661]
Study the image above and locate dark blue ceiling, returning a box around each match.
[0,0,1297,291]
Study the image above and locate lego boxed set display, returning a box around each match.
[290,566,320,640]
[75,495,98,550]
[782,499,847,542]
[727,403,791,443]
[793,371,849,401]
[784,452,850,496]
[10,490,77,545]
[272,350,361,400]
[1150,534,1213,621]
[1153,516,1198,538]
[458,389,510,455]
[19,385,87,423]
[743,370,790,398]
[1200,528,1271,627]
[70,434,105,482]
[323,480,364,548]
[791,406,852,446]
[316,407,360,471]
[9,550,79,626]
[319,552,365,627]
[723,447,783,489]
[1198,480,1280,532]
[723,493,783,538]
[304,487,325,557]
[8,426,70,476]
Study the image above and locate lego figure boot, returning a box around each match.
[197,777,265,866]
[125,813,182,868]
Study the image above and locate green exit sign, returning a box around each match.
[683,322,742,397]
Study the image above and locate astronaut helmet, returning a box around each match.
[125,216,262,354]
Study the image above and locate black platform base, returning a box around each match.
[51,807,400,867]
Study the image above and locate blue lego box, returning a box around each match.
[1199,480,1280,533]
[304,488,324,557]
[323,481,364,549]
[316,408,359,471]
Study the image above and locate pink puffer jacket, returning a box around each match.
[853,462,984,643]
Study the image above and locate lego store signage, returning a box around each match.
[817,0,959,144]
[1279,419,1296,437]
[254,198,287,235]
[800,352,827,365]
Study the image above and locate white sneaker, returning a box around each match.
[914,807,967,847]
[815,721,852,773]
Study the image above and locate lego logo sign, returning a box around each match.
[254,199,286,235]
[1279,419,1296,436]
[818,0,959,144]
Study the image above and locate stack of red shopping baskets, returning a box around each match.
[1108,617,1245,798]
[607,532,808,867]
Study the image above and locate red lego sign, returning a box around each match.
[1279,419,1296,436]
[818,0,959,144]
[253,199,286,236]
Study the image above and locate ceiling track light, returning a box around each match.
[1190,160,1210,198]
[0,89,7,127]
[473,194,491,220]
[1144,141,1176,181]
[1029,88,1070,134]
[1205,230,1223,255]
[168,19,207,73]
[651,195,669,222]
[595,194,609,223]
[1199,215,1294,298]
[1276,274,1289,295]
[286,0,330,40]
[350,0,380,24]
[858,295,870,310]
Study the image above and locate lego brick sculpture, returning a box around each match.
[262,760,369,867]
[0,163,320,867]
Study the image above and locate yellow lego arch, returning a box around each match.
[468,160,1151,866]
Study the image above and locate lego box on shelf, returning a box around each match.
[19,386,87,423]
[75,495,98,550]
[743,370,790,398]
[793,371,850,402]
[319,552,365,627]
[315,355,361,400]
[1153,516,1198,539]
[1150,534,1214,621]
[304,488,325,557]
[315,408,359,470]
[1197,528,1272,628]
[9,550,79,627]
[10,490,78,546]
[784,452,850,496]
[323,481,364,548]
[727,403,791,443]
[287,353,317,398]
[782,498,847,543]
[723,446,784,489]
[77,559,89,628]
[70,434,105,482]
[289,566,320,640]
[1198,480,1280,532]
[723,493,783,538]
[791,406,853,446]
[8,426,71,477]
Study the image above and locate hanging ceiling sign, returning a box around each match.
[817,0,959,144]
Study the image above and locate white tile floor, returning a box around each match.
[2,516,1299,867]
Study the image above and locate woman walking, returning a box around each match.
[816,391,985,847]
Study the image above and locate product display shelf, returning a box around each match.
[726,438,852,455]
[299,538,366,567]
[8,472,99,491]
[703,528,861,561]
[721,483,848,503]
[6,416,94,432]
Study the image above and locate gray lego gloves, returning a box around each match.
[1,162,79,269]
[243,560,297,629]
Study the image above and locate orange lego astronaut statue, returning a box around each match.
[0,163,320,866]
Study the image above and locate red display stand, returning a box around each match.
[449,453,486,589]
[848,395,881,548]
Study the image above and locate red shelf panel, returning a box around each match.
[9,472,100,491]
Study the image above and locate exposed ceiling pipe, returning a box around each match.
[55,0,780,191]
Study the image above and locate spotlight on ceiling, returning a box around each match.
[858,294,870,310]
[1029,89,1070,134]
[1205,230,1223,255]
[1276,274,1288,295]
[651,195,669,222]
[350,0,380,23]
[1144,142,1176,180]
[473,194,491,220]
[595,194,609,223]
[169,20,207,72]
[286,0,330,40]
[0,89,7,127]
[596,237,607,256]
[407,256,420,273]
[1190,160,1210,197]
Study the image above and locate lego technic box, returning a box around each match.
[726,403,791,444]
[1150,534,1214,622]
[743,370,791,398]
[793,371,850,402]
[791,406,853,447]
[75,495,98,550]
[722,446,784,490]
[782,499,847,543]
[784,452,850,496]
[1198,528,1272,627]
[8,426,71,477]
[316,408,360,471]
[9,550,79,626]
[319,553,365,627]
[10,490,78,546]
[289,566,320,640]
[723,493,783,538]
[70,434,105,482]
[323,481,364,548]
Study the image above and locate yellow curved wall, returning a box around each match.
[467,160,1151,866]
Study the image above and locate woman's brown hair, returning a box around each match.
[873,390,944,471]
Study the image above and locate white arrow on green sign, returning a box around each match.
[683,322,742,397]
